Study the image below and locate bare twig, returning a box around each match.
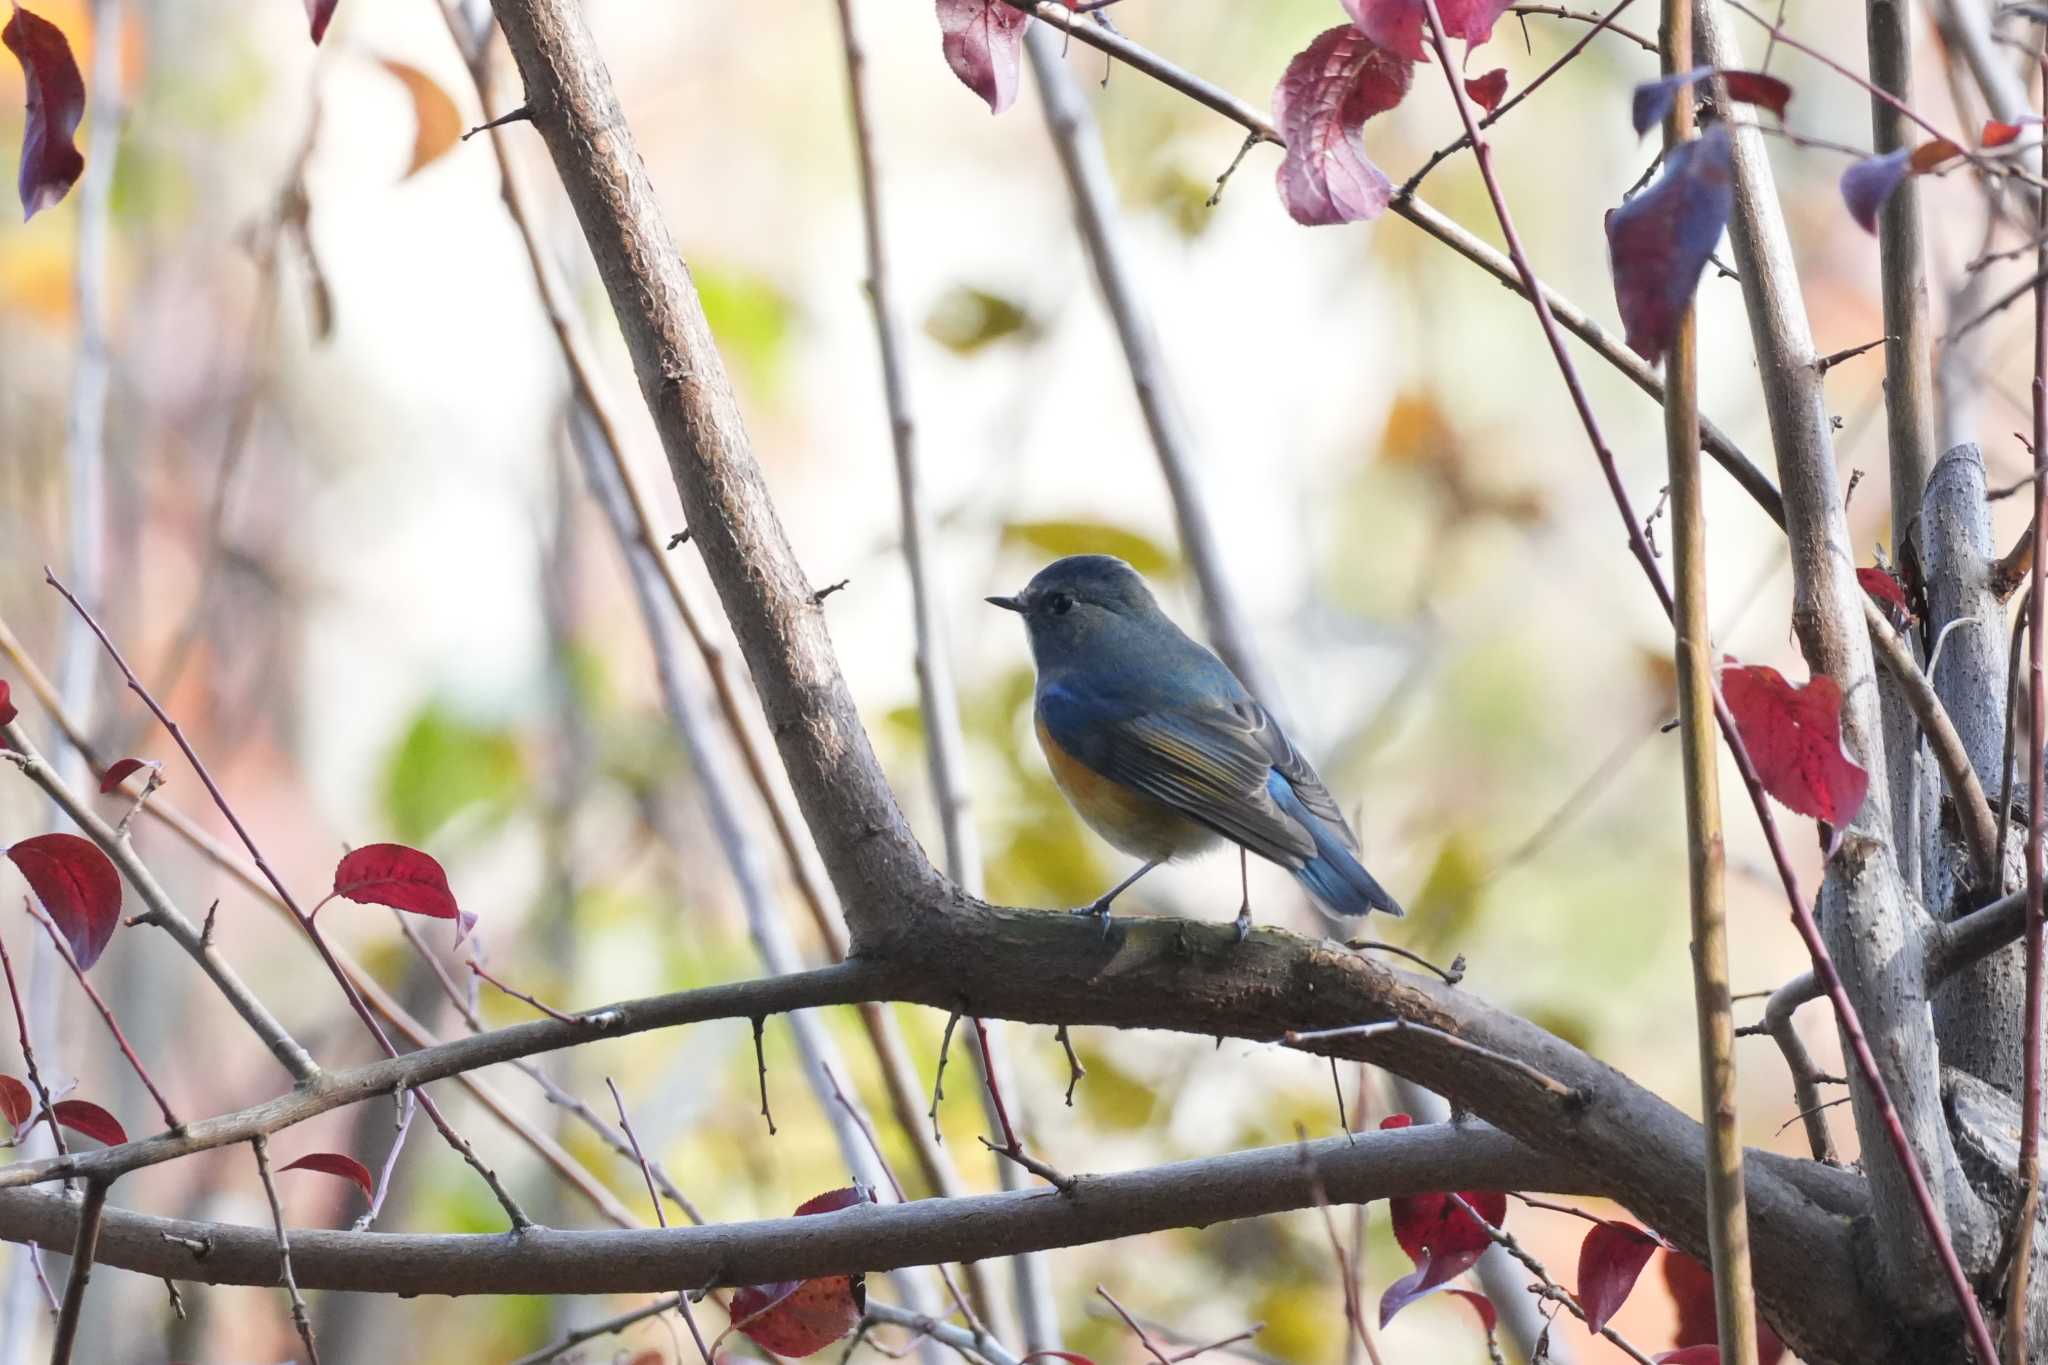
[1295,1132,1383,1365]
[252,1136,320,1365]
[1444,1194,1659,1365]
[1097,1286,1175,1365]
[46,1180,108,1365]
[0,931,65,1162]
[467,960,577,1024]
[510,1292,688,1365]
[25,904,182,1132]
[353,1090,416,1232]
[1053,1025,1085,1105]
[604,1077,715,1365]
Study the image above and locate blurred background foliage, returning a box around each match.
[0,0,2023,1360]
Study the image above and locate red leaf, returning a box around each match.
[1663,1252,1785,1365]
[0,1074,31,1128]
[1465,68,1508,113]
[730,1187,874,1357]
[1984,115,2042,148]
[52,1098,125,1146]
[8,832,122,970]
[0,679,15,726]
[936,0,1031,114]
[97,758,151,794]
[1578,1221,1659,1334]
[304,0,337,44]
[1716,70,1792,119]
[3,5,85,221]
[1632,68,1789,135]
[1910,138,1964,174]
[1718,660,1869,826]
[1858,566,1909,614]
[1383,1171,1506,1325]
[1379,1113,1414,1130]
[1342,0,1513,60]
[1841,148,1910,234]
[331,843,462,922]
[1606,124,1734,364]
[1272,25,1412,226]
[794,1185,870,1216]
[281,1151,375,1202]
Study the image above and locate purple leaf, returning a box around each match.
[1272,25,1413,226]
[3,5,85,221]
[1577,1221,1660,1334]
[1841,148,1910,233]
[936,0,1031,114]
[1605,123,1734,365]
[1465,68,1508,113]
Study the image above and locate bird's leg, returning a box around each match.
[1233,847,1252,943]
[1073,859,1160,937]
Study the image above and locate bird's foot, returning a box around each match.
[1070,901,1115,939]
[1233,904,1253,944]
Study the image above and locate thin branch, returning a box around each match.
[25,904,182,1132]
[1641,0,1756,1352]
[510,1292,686,1365]
[1295,1134,1382,1364]
[1097,1286,1175,1365]
[251,1137,320,1365]
[44,573,533,1230]
[46,1180,107,1365]
[1053,1025,1085,1106]
[468,960,577,1024]
[605,1076,715,1365]
[1443,1193,1660,1365]
[1750,975,1840,1163]
[751,1016,778,1136]
[0,931,65,1162]
[353,1089,416,1232]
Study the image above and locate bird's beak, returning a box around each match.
[985,595,1024,613]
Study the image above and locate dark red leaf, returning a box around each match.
[1578,1221,1659,1334]
[1663,1252,1785,1365]
[1465,68,1508,113]
[97,758,150,794]
[1606,124,1734,364]
[8,832,122,970]
[1632,68,1789,135]
[281,1151,375,1202]
[1984,115,2042,148]
[794,1185,870,1216]
[936,0,1031,114]
[1656,1351,1721,1365]
[305,0,337,44]
[729,1187,873,1357]
[1718,659,1869,826]
[1342,0,1514,60]
[0,1075,31,1128]
[1272,25,1412,226]
[3,5,85,221]
[52,1098,125,1145]
[1384,1173,1507,1325]
[331,843,462,921]
[1716,70,1792,120]
[1858,566,1909,614]
[1841,148,1911,234]
[0,679,15,726]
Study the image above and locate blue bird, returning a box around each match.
[988,555,1402,939]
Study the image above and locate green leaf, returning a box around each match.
[1002,521,1179,579]
[923,285,1040,354]
[381,702,527,844]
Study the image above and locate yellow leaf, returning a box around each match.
[380,59,461,178]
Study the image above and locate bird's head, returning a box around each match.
[987,555,1165,668]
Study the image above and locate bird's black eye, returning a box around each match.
[1045,592,1074,616]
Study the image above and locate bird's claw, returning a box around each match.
[1070,902,1115,939]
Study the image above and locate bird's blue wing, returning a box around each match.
[1039,684,1319,868]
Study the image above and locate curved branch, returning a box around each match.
[0,1124,1645,1295]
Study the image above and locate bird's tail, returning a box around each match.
[1270,778,1404,918]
